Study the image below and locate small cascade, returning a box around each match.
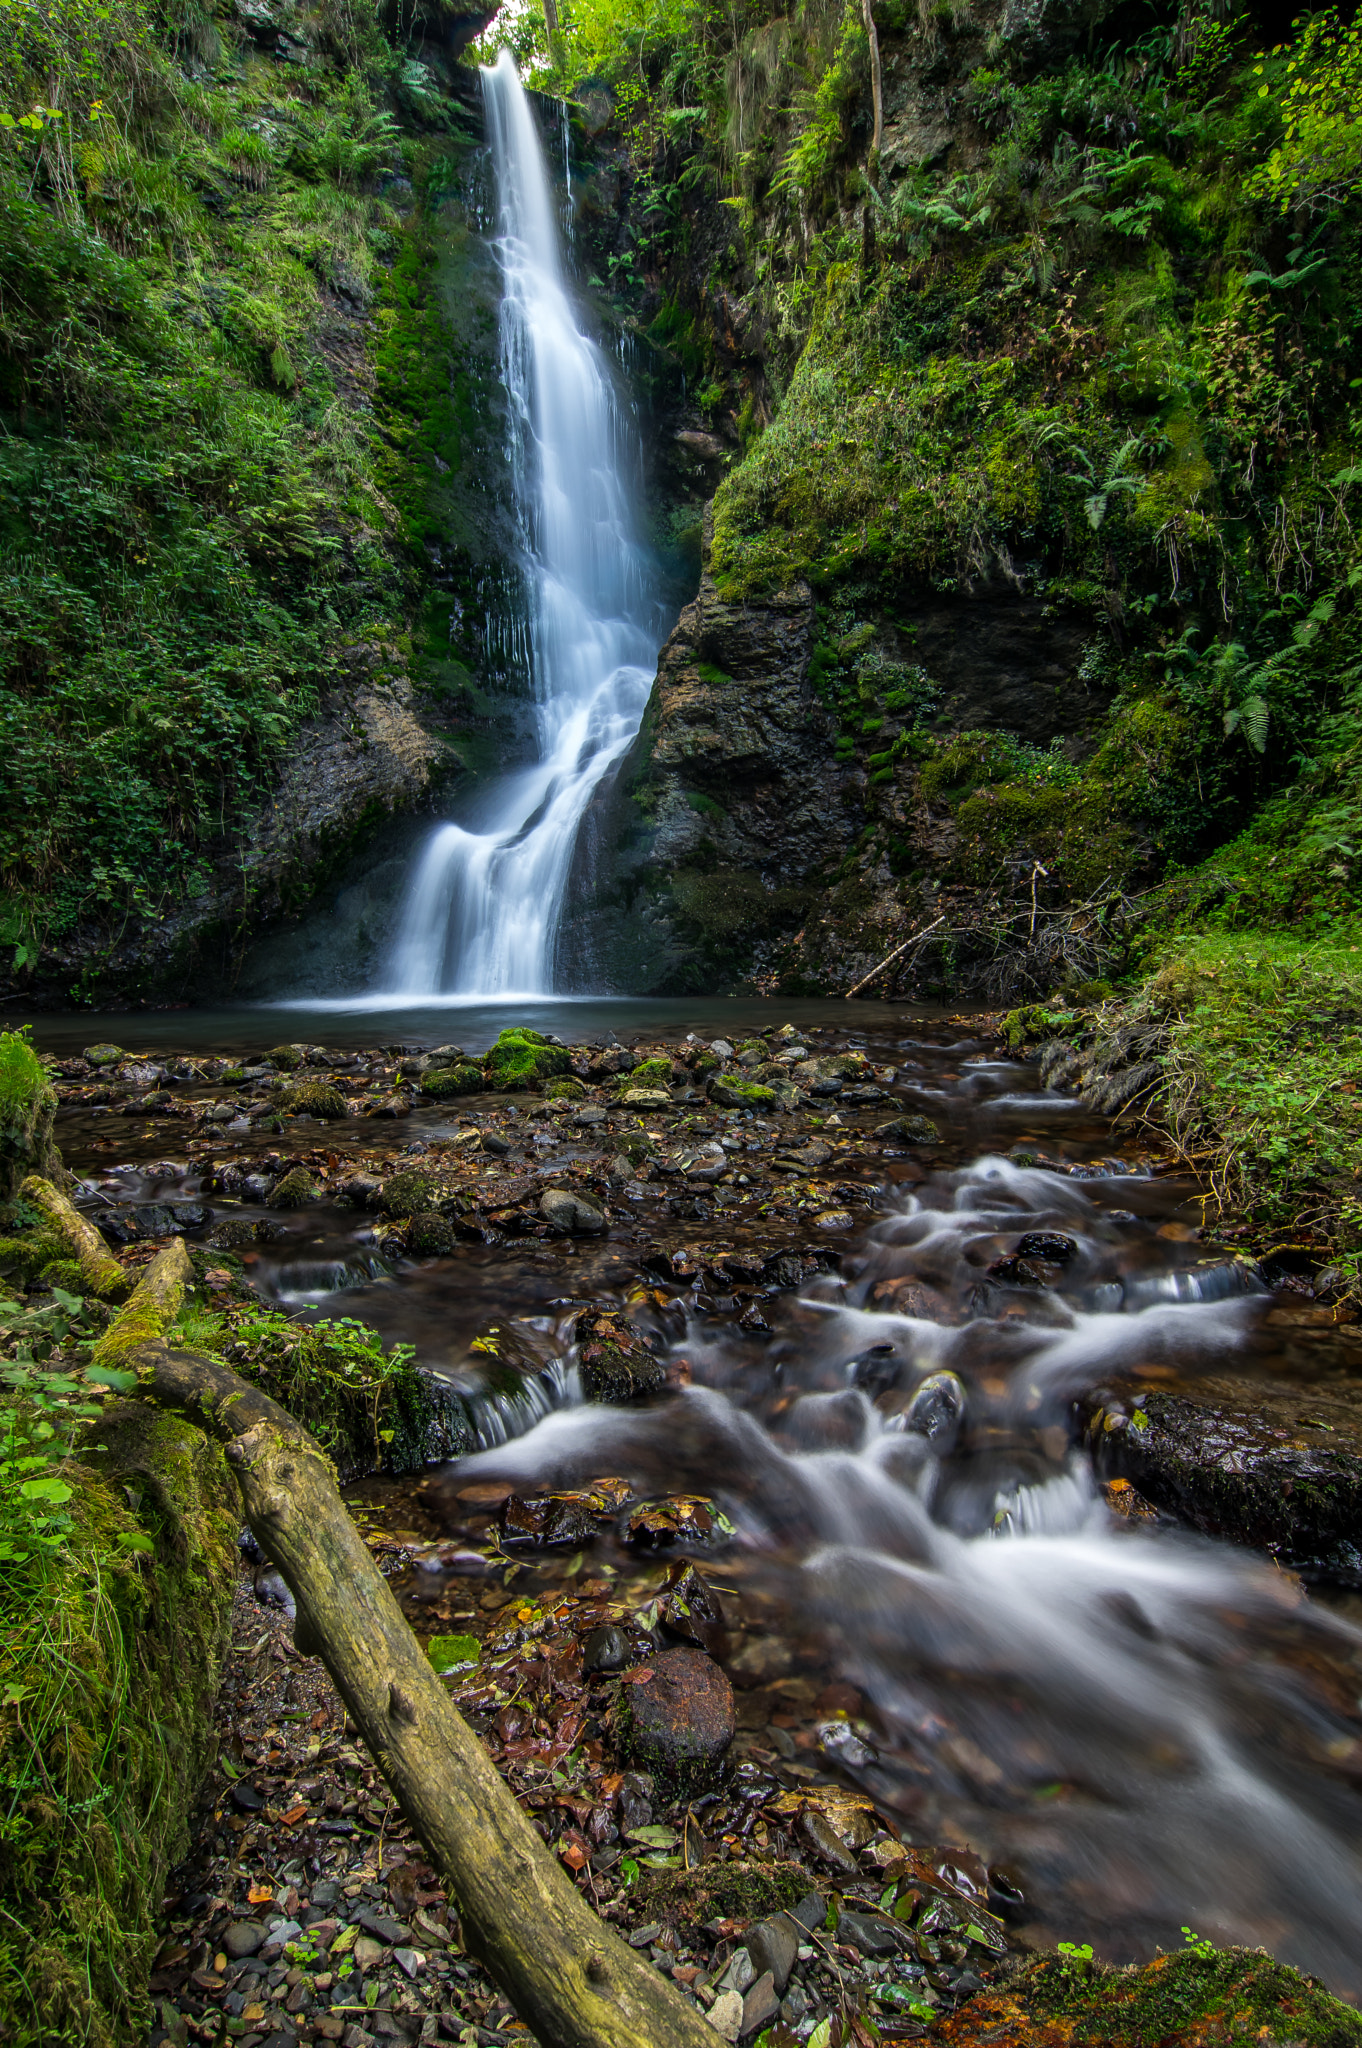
[382,52,660,1000]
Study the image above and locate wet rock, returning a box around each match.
[1097,1389,1362,1583]
[276,1081,347,1120]
[480,1130,512,1157]
[224,1919,267,1959]
[542,1187,607,1234]
[1015,1231,1076,1261]
[101,1200,207,1243]
[231,1781,265,1812]
[813,1207,853,1231]
[205,1218,260,1251]
[619,1086,673,1109]
[837,1909,912,1958]
[747,1914,799,1994]
[902,1370,967,1448]
[268,1167,315,1209]
[742,1971,779,2035]
[717,1948,755,1996]
[658,1560,727,1656]
[406,1214,461,1257]
[619,1646,734,1779]
[708,1076,777,1110]
[876,1113,944,1143]
[83,1042,124,1066]
[576,1308,665,1401]
[584,1624,630,1673]
[797,1807,858,1872]
[484,1028,572,1090]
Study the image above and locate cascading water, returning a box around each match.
[384,51,661,1000]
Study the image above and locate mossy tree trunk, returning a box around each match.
[125,1337,716,2048]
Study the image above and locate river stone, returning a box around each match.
[876,1113,943,1143]
[620,1646,734,1779]
[353,1934,386,1970]
[618,1087,672,1109]
[707,1076,776,1110]
[708,1989,743,2041]
[83,1043,124,1066]
[224,1919,267,1959]
[584,1624,630,1673]
[747,1914,798,1994]
[742,1971,780,2035]
[541,1188,607,1234]
[576,1307,664,1401]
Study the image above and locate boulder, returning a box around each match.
[619,1647,734,1780]
[875,1113,944,1143]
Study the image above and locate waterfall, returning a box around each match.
[383,51,660,1000]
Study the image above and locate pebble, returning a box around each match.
[707,1989,743,2039]
[747,1913,799,1993]
[742,1970,779,2034]
[541,1187,607,1233]
[223,1919,267,1959]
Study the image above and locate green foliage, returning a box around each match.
[483,1029,572,1089]
[217,1308,430,1476]
[1251,9,1362,216]
[0,1291,101,1565]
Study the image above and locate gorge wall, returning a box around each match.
[1,0,1359,1003]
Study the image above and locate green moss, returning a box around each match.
[543,1075,587,1101]
[0,1402,238,2048]
[219,1309,438,1477]
[632,1859,811,1930]
[0,1033,58,1205]
[38,1258,84,1293]
[265,1045,305,1070]
[421,1064,483,1099]
[483,1030,572,1090]
[993,1945,1362,2046]
[0,1230,67,1286]
[379,1169,436,1217]
[625,1057,676,1088]
[268,1166,316,1209]
[277,1081,347,1121]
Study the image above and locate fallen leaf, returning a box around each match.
[280,1802,308,1826]
[619,1668,654,1685]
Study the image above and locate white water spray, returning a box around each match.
[384,52,660,999]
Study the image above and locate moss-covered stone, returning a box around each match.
[406,1213,461,1257]
[483,1030,573,1091]
[38,1258,84,1292]
[276,1080,347,1120]
[633,1859,811,1933]
[624,1056,676,1088]
[707,1075,777,1109]
[268,1166,316,1209]
[575,1307,665,1402]
[543,1075,587,1101]
[0,1032,59,1205]
[421,1064,483,1099]
[0,1402,238,2048]
[380,1169,436,1217]
[266,1044,305,1070]
[935,1946,1362,2048]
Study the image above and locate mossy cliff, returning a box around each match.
[0,0,552,1002]
[535,0,1361,999]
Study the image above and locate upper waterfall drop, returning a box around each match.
[383,50,661,1000]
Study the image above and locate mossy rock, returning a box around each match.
[544,1075,587,1101]
[82,1043,124,1067]
[0,1230,68,1286]
[875,1113,944,1144]
[934,1947,1362,2048]
[0,1033,60,1206]
[633,1859,811,1933]
[268,1167,316,1209]
[380,1169,436,1217]
[422,1064,483,1099]
[406,1213,462,1258]
[707,1076,777,1110]
[693,1049,721,1074]
[484,1030,572,1091]
[626,1056,676,1088]
[266,1044,305,1070]
[277,1080,347,1120]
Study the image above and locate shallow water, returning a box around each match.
[49,1011,1362,1994]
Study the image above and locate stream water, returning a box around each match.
[381,52,662,1002]
[45,1007,1362,1994]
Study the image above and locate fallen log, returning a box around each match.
[21,1170,132,1300]
[90,1233,190,1366]
[123,1335,716,2048]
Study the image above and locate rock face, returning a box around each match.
[562,521,850,991]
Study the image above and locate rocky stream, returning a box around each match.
[26,1003,1362,2048]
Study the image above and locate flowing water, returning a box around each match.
[382,52,662,1002]
[45,1011,1362,1991]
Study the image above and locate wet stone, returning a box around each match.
[576,1308,665,1403]
[541,1188,607,1234]
[741,1970,779,2035]
[620,1646,734,1778]
[583,1624,630,1673]
[224,1919,267,1959]
[747,1913,799,1993]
